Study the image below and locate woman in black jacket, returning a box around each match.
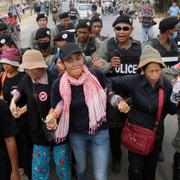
[110,45,178,180]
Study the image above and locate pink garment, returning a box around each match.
[55,65,107,142]
[0,48,21,61]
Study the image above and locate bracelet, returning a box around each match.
[55,100,64,110]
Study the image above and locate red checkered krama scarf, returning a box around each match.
[55,65,107,142]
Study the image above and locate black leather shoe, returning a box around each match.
[158,151,165,162]
[111,161,121,174]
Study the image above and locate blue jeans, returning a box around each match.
[70,129,110,180]
[142,26,154,45]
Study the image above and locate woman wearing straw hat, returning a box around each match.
[109,45,178,180]
[9,49,71,180]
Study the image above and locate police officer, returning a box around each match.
[56,12,75,34]
[76,19,104,68]
[96,15,141,174]
[49,30,75,74]
[29,13,58,49]
[68,2,79,27]
[0,23,19,48]
[150,16,179,68]
[90,16,108,43]
[35,27,56,67]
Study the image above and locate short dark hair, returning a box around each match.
[91,4,97,11]
[91,16,103,27]
[36,13,48,22]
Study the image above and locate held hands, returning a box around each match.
[11,105,27,119]
[118,100,130,113]
[110,56,121,69]
[10,100,17,114]
[45,113,58,130]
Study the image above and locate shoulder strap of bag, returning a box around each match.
[156,83,164,126]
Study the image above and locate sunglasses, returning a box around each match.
[114,26,130,31]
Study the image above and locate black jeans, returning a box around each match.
[109,127,122,163]
[173,152,180,180]
[128,139,162,180]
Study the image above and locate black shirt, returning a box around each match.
[0,100,18,160]
[2,72,25,105]
[51,69,108,134]
[2,72,29,135]
[111,74,177,140]
[17,71,59,146]
[68,9,79,20]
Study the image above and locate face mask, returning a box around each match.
[37,41,50,50]
[169,31,177,41]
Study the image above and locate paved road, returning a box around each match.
[19,6,178,180]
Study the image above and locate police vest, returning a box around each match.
[83,37,96,56]
[106,38,141,77]
[69,10,78,20]
[151,38,179,68]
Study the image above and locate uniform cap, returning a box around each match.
[54,31,75,42]
[35,28,51,40]
[112,15,133,27]
[0,35,13,47]
[76,19,91,30]
[159,16,179,33]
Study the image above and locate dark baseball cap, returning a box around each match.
[60,43,82,61]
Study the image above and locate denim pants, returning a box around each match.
[70,129,110,180]
[142,26,154,45]
[32,144,71,180]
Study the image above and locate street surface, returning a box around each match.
[18,3,178,180]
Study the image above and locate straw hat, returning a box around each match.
[20,49,48,70]
[138,45,166,69]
